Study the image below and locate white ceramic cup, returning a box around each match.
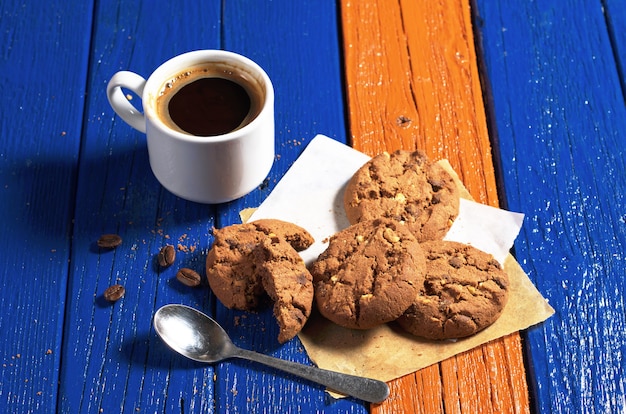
[106,50,274,204]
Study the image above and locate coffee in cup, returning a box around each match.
[156,63,265,137]
[106,50,275,204]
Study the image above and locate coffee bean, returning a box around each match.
[176,268,201,287]
[97,234,122,249]
[103,284,125,302]
[157,245,176,267]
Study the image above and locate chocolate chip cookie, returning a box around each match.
[343,150,460,242]
[397,240,509,340]
[254,235,314,343]
[206,219,314,310]
[310,218,426,330]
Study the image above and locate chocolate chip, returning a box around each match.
[428,178,444,192]
[448,257,464,268]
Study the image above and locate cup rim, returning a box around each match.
[143,49,274,143]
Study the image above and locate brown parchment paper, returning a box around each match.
[298,255,553,382]
[249,135,555,384]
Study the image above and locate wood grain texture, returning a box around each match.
[473,0,626,412]
[340,0,530,412]
[6,0,623,412]
[0,1,92,411]
[604,0,626,74]
[56,0,364,413]
[59,1,222,411]
[341,0,499,207]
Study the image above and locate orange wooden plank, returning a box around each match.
[339,0,530,412]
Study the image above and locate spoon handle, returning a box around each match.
[232,347,389,403]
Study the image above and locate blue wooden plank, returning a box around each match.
[58,0,223,413]
[58,0,364,413]
[0,1,93,412]
[604,0,626,93]
[473,0,626,412]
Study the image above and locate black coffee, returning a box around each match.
[168,77,250,136]
[157,66,263,137]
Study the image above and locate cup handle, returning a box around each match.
[106,71,148,133]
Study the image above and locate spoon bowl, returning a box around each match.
[153,304,389,403]
[154,304,234,363]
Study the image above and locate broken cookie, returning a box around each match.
[206,219,313,310]
[254,236,314,343]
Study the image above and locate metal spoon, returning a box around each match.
[153,304,390,403]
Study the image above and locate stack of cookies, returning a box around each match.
[206,150,510,343]
[316,149,510,339]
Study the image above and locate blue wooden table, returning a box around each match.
[1,1,624,413]
[476,2,626,412]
